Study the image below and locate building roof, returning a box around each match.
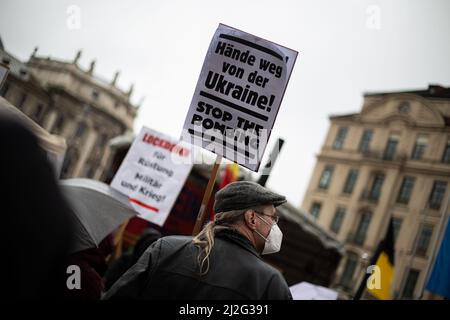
[28,56,137,108]
[364,84,450,99]
[329,113,358,120]
[0,47,32,82]
[329,85,450,122]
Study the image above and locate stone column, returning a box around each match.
[94,145,111,181]
[42,109,58,132]
[72,128,97,177]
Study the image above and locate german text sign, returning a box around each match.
[181,24,297,171]
[111,127,193,226]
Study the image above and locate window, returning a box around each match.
[0,83,9,97]
[61,148,78,178]
[343,169,358,194]
[402,269,420,299]
[310,202,322,220]
[411,135,427,160]
[396,176,415,204]
[51,115,65,135]
[96,133,108,149]
[398,101,411,114]
[318,166,334,190]
[340,254,358,288]
[383,134,399,160]
[33,104,45,122]
[74,122,87,140]
[84,163,97,179]
[442,139,450,164]
[416,224,433,257]
[392,218,402,244]
[428,181,447,210]
[354,211,371,245]
[333,127,348,150]
[330,207,346,234]
[358,130,373,153]
[92,90,99,100]
[17,92,27,109]
[368,174,384,201]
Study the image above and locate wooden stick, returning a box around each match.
[192,154,222,236]
[113,219,129,260]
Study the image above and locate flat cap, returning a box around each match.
[214,181,287,213]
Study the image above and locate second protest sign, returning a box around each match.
[111,127,193,226]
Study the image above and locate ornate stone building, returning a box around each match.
[301,85,450,299]
[0,38,139,179]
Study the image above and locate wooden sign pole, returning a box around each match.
[192,154,222,236]
[113,219,130,260]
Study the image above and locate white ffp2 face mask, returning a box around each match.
[254,215,283,255]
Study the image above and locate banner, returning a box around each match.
[111,127,193,226]
[181,24,297,171]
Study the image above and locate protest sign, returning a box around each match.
[111,127,193,226]
[181,23,297,171]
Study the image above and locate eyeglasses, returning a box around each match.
[254,210,280,224]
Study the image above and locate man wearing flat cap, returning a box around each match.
[104,181,292,300]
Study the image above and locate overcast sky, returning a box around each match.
[1,0,450,206]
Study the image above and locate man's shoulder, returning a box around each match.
[214,236,281,277]
[160,235,193,242]
[255,257,285,279]
[142,235,195,264]
[158,235,194,249]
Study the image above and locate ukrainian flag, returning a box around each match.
[426,216,450,299]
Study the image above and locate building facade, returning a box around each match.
[0,39,139,179]
[301,85,450,299]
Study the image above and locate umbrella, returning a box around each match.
[60,178,138,253]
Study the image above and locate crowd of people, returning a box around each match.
[1,115,291,300]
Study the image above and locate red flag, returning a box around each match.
[219,163,240,189]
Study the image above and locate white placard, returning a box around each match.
[181,24,297,171]
[111,127,193,226]
[290,282,338,300]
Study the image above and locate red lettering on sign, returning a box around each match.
[142,134,190,157]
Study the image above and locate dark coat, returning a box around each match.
[103,228,161,291]
[103,229,292,300]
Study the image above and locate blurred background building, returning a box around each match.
[301,84,450,299]
[0,37,139,179]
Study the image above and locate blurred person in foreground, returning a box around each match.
[103,181,292,300]
[103,228,162,291]
[63,236,115,300]
[0,115,74,299]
